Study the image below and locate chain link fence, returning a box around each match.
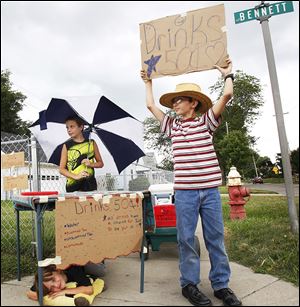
[1,133,41,282]
[1,133,173,281]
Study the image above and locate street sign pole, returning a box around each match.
[256,1,298,234]
[234,1,298,234]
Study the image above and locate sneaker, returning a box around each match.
[214,288,242,306]
[74,297,90,306]
[182,284,212,306]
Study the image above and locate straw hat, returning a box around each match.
[159,83,212,114]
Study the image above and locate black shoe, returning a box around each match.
[74,297,90,306]
[182,284,212,306]
[214,288,242,306]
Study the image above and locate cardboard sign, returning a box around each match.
[140,4,228,78]
[1,152,25,169]
[3,174,28,191]
[55,195,143,269]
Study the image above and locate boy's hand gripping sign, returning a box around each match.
[140,4,228,79]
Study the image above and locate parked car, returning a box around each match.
[252,176,263,184]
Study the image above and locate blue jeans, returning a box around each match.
[175,188,231,290]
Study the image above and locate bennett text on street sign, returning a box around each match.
[234,1,294,24]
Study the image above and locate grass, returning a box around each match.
[218,186,278,194]
[1,201,55,282]
[2,197,299,287]
[222,195,299,286]
[263,177,285,184]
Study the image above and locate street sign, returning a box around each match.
[234,1,294,24]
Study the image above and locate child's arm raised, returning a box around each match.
[141,70,165,124]
[212,58,233,118]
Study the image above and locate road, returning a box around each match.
[245,183,299,196]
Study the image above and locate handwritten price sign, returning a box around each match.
[1,152,25,169]
[55,195,143,268]
[140,4,228,78]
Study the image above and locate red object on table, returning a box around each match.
[154,204,176,227]
[21,191,59,196]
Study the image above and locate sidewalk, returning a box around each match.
[1,222,299,306]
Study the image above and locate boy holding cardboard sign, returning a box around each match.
[141,58,242,306]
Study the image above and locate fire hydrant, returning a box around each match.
[227,166,250,220]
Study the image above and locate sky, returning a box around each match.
[1,1,299,163]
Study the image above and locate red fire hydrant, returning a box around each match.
[227,166,250,220]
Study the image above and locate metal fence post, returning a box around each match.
[31,135,39,191]
[123,169,128,191]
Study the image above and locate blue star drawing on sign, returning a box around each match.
[144,54,162,78]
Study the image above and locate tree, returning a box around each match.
[256,156,274,178]
[209,70,264,139]
[290,148,299,175]
[216,130,253,181]
[158,158,174,171]
[210,70,264,180]
[1,70,31,135]
[143,110,174,170]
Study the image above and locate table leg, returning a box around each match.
[140,199,146,293]
[16,208,21,281]
[36,205,44,306]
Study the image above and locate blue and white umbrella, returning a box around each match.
[29,95,145,174]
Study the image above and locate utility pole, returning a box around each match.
[252,154,259,177]
[256,1,298,234]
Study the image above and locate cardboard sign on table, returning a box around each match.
[55,194,143,268]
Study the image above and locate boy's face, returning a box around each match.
[172,96,198,116]
[66,120,83,138]
[43,271,66,293]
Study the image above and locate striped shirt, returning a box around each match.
[161,108,222,190]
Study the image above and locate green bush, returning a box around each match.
[129,176,150,191]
